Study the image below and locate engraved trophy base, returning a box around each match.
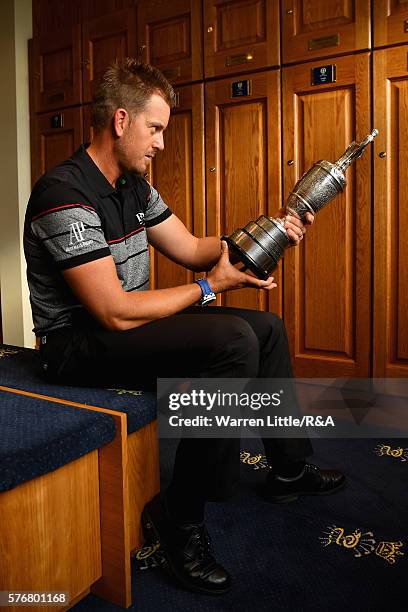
[223,215,291,280]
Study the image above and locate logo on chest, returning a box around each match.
[136,212,145,225]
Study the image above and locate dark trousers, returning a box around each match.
[40,306,313,501]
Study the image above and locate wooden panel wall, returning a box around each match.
[205,70,282,315]
[32,108,83,183]
[204,0,280,77]
[150,84,205,289]
[374,0,408,47]
[82,9,137,102]
[281,0,371,63]
[283,53,371,376]
[373,46,408,378]
[137,0,203,83]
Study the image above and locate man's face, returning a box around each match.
[115,93,170,175]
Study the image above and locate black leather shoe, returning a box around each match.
[261,463,346,503]
[142,494,231,595]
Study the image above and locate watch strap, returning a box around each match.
[195,278,216,306]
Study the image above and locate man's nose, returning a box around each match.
[153,132,164,151]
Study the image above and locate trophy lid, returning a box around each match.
[335,129,378,172]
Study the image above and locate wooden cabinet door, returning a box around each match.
[32,0,81,39]
[281,0,370,64]
[137,0,203,84]
[32,108,83,183]
[148,84,205,290]
[81,0,137,21]
[374,1,408,47]
[82,8,137,103]
[203,0,280,79]
[205,70,282,315]
[282,53,371,377]
[32,25,82,112]
[83,104,94,143]
[373,47,408,378]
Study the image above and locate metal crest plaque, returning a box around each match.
[50,114,64,128]
[231,80,251,98]
[312,65,336,86]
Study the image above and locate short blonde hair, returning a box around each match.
[91,58,176,133]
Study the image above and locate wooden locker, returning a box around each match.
[32,107,83,183]
[373,47,408,378]
[32,0,81,40]
[148,84,205,290]
[83,104,93,142]
[81,0,137,21]
[32,24,82,112]
[374,0,408,48]
[137,0,203,84]
[205,70,282,315]
[281,0,370,64]
[282,53,371,377]
[82,8,137,103]
[203,0,280,78]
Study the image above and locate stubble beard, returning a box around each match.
[114,139,145,176]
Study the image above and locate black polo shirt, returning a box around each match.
[24,144,172,335]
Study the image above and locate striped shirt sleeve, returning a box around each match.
[144,184,172,227]
[30,189,110,270]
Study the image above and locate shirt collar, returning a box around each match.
[74,143,118,198]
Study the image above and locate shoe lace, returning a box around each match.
[305,463,318,471]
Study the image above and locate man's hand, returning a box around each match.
[277,208,314,246]
[207,241,277,293]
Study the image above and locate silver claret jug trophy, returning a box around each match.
[223,129,378,279]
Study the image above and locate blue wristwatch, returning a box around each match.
[195,278,216,306]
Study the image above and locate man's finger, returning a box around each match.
[220,240,230,260]
[286,217,306,232]
[286,213,314,228]
[243,273,276,288]
[286,228,302,243]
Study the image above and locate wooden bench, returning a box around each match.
[0,344,160,608]
[0,388,116,612]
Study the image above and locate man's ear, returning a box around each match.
[113,108,129,137]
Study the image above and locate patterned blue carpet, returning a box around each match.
[73,437,407,611]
